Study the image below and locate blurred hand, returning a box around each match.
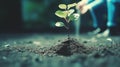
[76,1,86,9]
[77,0,89,14]
[80,5,89,14]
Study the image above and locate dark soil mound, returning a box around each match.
[44,39,92,56]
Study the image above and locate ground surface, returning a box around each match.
[0,33,120,67]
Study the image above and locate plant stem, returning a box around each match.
[64,25,69,30]
[67,26,70,40]
[64,18,70,40]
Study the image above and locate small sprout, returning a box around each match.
[59,4,67,9]
[55,3,79,39]
[55,22,64,27]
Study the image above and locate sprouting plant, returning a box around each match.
[55,3,80,39]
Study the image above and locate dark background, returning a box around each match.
[0,0,119,33]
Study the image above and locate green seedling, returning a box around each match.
[55,3,80,39]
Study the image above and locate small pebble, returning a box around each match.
[33,41,41,45]
[4,44,10,48]
[28,41,33,44]
[106,38,112,42]
[83,41,87,43]
[35,58,40,62]
[2,56,7,60]
[58,40,61,42]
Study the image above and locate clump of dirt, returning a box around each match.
[44,38,93,56]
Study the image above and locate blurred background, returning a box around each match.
[0,0,120,33]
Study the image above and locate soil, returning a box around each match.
[44,38,93,56]
[0,34,120,67]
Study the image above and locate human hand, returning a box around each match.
[76,0,89,14]
[80,5,90,14]
[76,1,86,10]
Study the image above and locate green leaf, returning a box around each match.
[69,14,75,21]
[69,13,80,21]
[55,22,65,27]
[68,3,77,9]
[73,13,80,20]
[59,4,67,9]
[68,9,75,16]
[55,10,68,18]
